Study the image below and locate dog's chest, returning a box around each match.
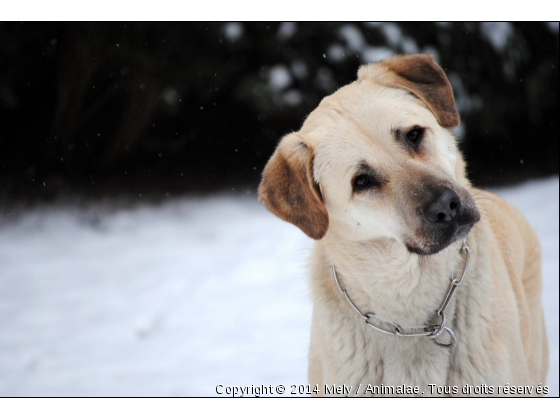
[319,313,453,396]
[311,243,465,394]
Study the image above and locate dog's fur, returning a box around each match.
[259,55,548,396]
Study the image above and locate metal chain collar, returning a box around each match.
[331,239,470,348]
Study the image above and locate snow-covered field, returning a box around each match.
[0,177,558,397]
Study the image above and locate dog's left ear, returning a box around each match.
[359,54,460,128]
[258,133,328,240]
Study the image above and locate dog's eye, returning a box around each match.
[353,174,373,191]
[406,127,424,145]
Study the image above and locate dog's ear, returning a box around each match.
[258,133,328,240]
[359,54,459,128]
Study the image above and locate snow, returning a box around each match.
[0,177,558,397]
[277,22,297,40]
[268,65,292,91]
[401,37,419,54]
[314,67,335,92]
[291,60,308,80]
[379,23,403,48]
[340,23,399,64]
[339,24,366,53]
[362,47,394,64]
[480,22,514,51]
[327,44,346,62]
[448,72,482,114]
[223,22,243,42]
[283,89,303,106]
[422,45,441,62]
[335,23,440,67]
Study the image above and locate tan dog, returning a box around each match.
[259,54,548,396]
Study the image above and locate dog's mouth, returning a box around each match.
[405,205,480,256]
[405,224,474,256]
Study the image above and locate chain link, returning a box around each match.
[331,238,470,348]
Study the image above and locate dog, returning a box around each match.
[258,54,548,396]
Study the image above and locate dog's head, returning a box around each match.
[259,54,480,255]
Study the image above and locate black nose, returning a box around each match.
[424,187,461,223]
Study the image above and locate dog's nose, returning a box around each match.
[424,187,461,223]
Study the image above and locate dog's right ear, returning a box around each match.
[258,133,329,240]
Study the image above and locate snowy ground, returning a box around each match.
[0,177,558,397]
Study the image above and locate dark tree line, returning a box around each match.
[0,22,558,203]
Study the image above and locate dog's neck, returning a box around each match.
[316,234,465,327]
